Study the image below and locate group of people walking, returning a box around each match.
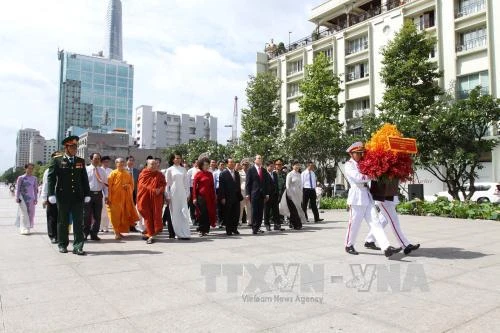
[13,134,419,258]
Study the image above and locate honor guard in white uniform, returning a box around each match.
[364,193,420,255]
[344,142,401,257]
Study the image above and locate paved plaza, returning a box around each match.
[0,185,499,333]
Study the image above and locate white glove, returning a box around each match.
[48,196,56,204]
[84,196,91,203]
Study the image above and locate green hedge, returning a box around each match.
[320,197,348,209]
[320,196,499,220]
[396,197,499,221]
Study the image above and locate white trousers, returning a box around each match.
[239,199,252,224]
[365,200,410,248]
[345,204,390,251]
[17,199,31,231]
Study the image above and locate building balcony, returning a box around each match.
[345,71,369,82]
[455,0,486,18]
[456,36,487,52]
[346,41,369,56]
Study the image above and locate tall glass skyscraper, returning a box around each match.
[56,50,134,146]
[104,0,123,61]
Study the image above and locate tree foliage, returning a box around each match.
[286,52,346,180]
[163,139,234,164]
[423,88,500,200]
[0,167,24,184]
[240,72,283,160]
[378,20,500,200]
[377,21,442,139]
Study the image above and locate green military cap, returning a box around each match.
[62,135,79,146]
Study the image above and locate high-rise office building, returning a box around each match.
[56,51,134,146]
[15,128,40,168]
[29,134,45,165]
[56,0,132,146]
[104,0,123,61]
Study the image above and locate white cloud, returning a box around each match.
[0,0,316,171]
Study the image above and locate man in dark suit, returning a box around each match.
[245,155,269,234]
[264,161,284,231]
[47,136,90,255]
[218,158,243,236]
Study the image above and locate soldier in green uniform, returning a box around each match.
[47,136,90,255]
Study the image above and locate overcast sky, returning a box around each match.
[0,0,319,172]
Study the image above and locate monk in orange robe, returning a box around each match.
[137,159,166,243]
[107,157,140,240]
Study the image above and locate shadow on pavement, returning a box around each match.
[87,250,163,256]
[409,247,490,260]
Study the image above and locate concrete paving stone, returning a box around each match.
[263,307,405,333]
[2,295,123,332]
[50,319,139,333]
[128,302,263,333]
[100,283,207,317]
[447,306,500,333]
[1,276,96,307]
[84,269,167,293]
[0,263,79,285]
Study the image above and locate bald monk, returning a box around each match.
[137,159,166,244]
[107,157,140,240]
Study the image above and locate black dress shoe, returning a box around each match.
[364,242,381,251]
[72,249,86,256]
[265,225,271,231]
[58,247,68,253]
[90,235,101,241]
[404,243,420,255]
[274,227,285,231]
[384,246,402,258]
[345,245,359,255]
[233,230,240,235]
[226,232,233,236]
[314,219,324,223]
[50,238,58,244]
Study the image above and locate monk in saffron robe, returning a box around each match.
[107,157,140,240]
[137,159,166,244]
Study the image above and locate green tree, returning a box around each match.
[240,72,283,160]
[423,88,500,200]
[164,139,234,164]
[377,20,442,140]
[0,167,24,184]
[286,52,346,181]
[378,21,500,201]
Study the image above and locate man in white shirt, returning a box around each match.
[301,161,323,223]
[84,153,108,241]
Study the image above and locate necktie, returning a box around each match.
[69,157,74,164]
[309,172,313,188]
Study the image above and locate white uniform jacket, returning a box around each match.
[344,158,371,206]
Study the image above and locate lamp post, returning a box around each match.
[288,31,292,51]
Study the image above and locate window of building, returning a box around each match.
[105,85,116,96]
[456,0,486,18]
[118,66,129,77]
[346,35,368,55]
[414,10,435,31]
[287,113,297,129]
[287,59,304,75]
[346,98,370,119]
[106,64,117,76]
[457,70,488,99]
[457,27,487,52]
[287,82,300,97]
[346,62,369,82]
